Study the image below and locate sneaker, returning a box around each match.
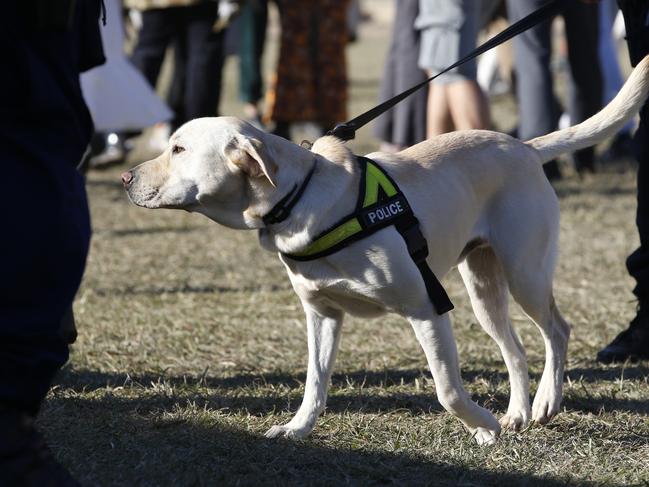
[597,304,649,363]
[89,132,125,169]
[0,406,80,486]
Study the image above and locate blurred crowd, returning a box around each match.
[84,0,634,183]
[84,0,360,168]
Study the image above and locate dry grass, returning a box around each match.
[40,3,649,486]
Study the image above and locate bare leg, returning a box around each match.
[408,311,501,445]
[446,79,491,130]
[265,305,343,439]
[458,247,531,431]
[426,83,454,137]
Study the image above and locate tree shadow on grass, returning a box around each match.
[94,226,204,238]
[55,365,649,417]
[565,364,649,383]
[42,396,588,487]
[92,282,289,297]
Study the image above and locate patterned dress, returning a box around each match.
[267,0,350,128]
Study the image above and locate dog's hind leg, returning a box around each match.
[489,182,571,425]
[516,294,570,425]
[265,305,343,440]
[497,230,570,424]
[408,309,501,445]
[458,246,531,431]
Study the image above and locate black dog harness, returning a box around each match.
[263,156,454,315]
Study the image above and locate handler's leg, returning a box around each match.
[408,311,501,444]
[265,306,343,439]
[597,0,649,362]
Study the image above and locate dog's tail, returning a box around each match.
[527,54,649,164]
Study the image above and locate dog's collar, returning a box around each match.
[262,160,317,226]
[283,156,454,315]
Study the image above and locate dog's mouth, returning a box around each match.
[126,187,159,208]
[126,186,201,212]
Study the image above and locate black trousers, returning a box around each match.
[0,1,102,415]
[131,3,225,126]
[618,0,649,303]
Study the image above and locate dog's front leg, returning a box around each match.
[265,305,343,440]
[409,312,501,445]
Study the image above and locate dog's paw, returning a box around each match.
[499,409,530,431]
[264,424,310,440]
[532,385,561,424]
[472,427,499,446]
[531,400,560,424]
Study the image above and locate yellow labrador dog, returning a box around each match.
[123,56,649,445]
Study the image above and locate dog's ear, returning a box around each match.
[226,136,277,187]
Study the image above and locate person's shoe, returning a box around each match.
[597,304,649,363]
[89,132,126,169]
[0,406,80,486]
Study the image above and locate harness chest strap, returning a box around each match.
[284,156,454,315]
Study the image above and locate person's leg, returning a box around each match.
[446,79,490,131]
[168,36,188,129]
[183,3,225,119]
[598,0,634,162]
[563,1,603,174]
[426,83,453,137]
[597,100,649,362]
[130,8,176,88]
[1,6,97,483]
[443,0,489,131]
[506,0,560,180]
[313,0,349,130]
[417,0,487,136]
[597,0,649,363]
[1,147,90,416]
[239,0,268,122]
[374,0,428,148]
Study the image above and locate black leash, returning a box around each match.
[328,0,564,141]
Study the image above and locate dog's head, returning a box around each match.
[122,117,284,229]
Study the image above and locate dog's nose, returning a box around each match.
[121,171,134,187]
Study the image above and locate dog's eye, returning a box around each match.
[172,145,185,155]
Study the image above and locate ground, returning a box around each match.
[41,3,649,486]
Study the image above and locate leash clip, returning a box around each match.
[327,123,356,141]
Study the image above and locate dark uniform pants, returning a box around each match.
[618,0,649,302]
[0,1,103,415]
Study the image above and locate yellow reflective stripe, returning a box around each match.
[363,162,398,207]
[291,218,363,257]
